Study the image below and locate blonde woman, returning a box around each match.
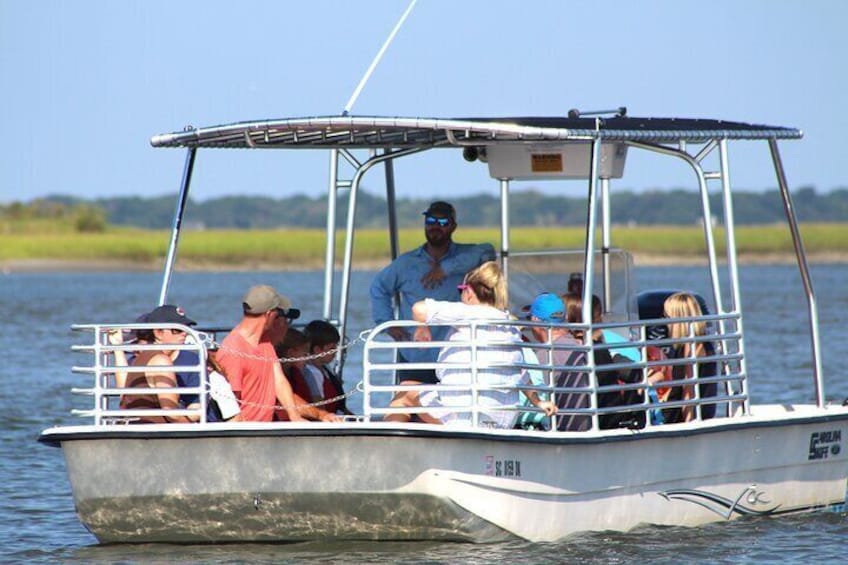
[387,261,555,427]
[662,292,718,423]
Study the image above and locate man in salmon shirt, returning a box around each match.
[217,284,339,422]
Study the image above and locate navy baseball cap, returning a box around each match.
[422,201,456,220]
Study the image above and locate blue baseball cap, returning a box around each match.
[527,293,565,322]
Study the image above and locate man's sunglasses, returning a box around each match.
[424,215,451,227]
[276,307,301,321]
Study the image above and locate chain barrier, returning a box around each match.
[199,327,374,365]
[205,379,359,413]
[193,327,375,413]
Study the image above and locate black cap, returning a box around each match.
[145,305,197,326]
[422,201,456,221]
[120,311,150,342]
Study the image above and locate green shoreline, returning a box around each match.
[2,251,845,274]
[1,224,846,272]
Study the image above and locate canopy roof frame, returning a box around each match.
[151,113,821,407]
[151,115,802,151]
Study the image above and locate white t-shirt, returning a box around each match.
[208,370,241,421]
[420,299,527,428]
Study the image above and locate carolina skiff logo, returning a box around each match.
[808,430,842,460]
[659,486,779,519]
[484,455,522,477]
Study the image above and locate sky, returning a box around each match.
[1,0,846,205]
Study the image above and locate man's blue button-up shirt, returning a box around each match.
[370,241,496,363]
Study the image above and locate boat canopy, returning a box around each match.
[145,110,822,410]
[150,115,802,150]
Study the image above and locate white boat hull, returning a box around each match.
[42,404,848,543]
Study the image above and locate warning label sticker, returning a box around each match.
[530,153,563,173]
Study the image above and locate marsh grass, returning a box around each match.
[1,224,845,266]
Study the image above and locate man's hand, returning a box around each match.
[420,261,446,289]
[413,325,432,342]
[319,411,343,422]
[288,411,307,422]
[388,327,409,341]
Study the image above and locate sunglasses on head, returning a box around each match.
[424,215,451,227]
[275,307,301,321]
[457,283,470,294]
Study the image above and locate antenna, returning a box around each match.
[342,0,418,115]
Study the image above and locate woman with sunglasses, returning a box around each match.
[120,305,199,423]
[386,261,555,427]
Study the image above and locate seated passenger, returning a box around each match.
[525,293,588,431]
[514,344,550,430]
[589,293,668,425]
[303,320,353,416]
[561,293,646,430]
[386,261,555,427]
[107,311,154,388]
[120,307,238,422]
[173,345,243,423]
[562,274,640,362]
[662,292,718,423]
[120,305,198,424]
[559,291,671,426]
[217,285,341,423]
[274,328,312,408]
[271,328,340,422]
[588,294,640,362]
[203,350,242,422]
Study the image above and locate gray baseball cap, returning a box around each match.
[242,284,293,315]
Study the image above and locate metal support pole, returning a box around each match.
[499,178,510,284]
[600,177,612,316]
[582,139,601,327]
[718,139,749,414]
[322,149,340,320]
[385,150,400,262]
[383,149,402,383]
[158,147,196,305]
[768,139,825,407]
[583,138,602,430]
[694,168,723,319]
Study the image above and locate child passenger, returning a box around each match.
[274,328,311,420]
[303,320,352,416]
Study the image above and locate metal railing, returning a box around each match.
[363,312,748,431]
[70,323,209,426]
[68,313,749,431]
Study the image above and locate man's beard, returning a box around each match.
[425,228,449,247]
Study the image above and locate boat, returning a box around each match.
[39,111,848,543]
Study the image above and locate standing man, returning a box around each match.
[370,201,496,383]
[217,284,338,422]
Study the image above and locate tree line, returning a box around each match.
[4,187,847,231]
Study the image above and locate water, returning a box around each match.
[2,265,847,563]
